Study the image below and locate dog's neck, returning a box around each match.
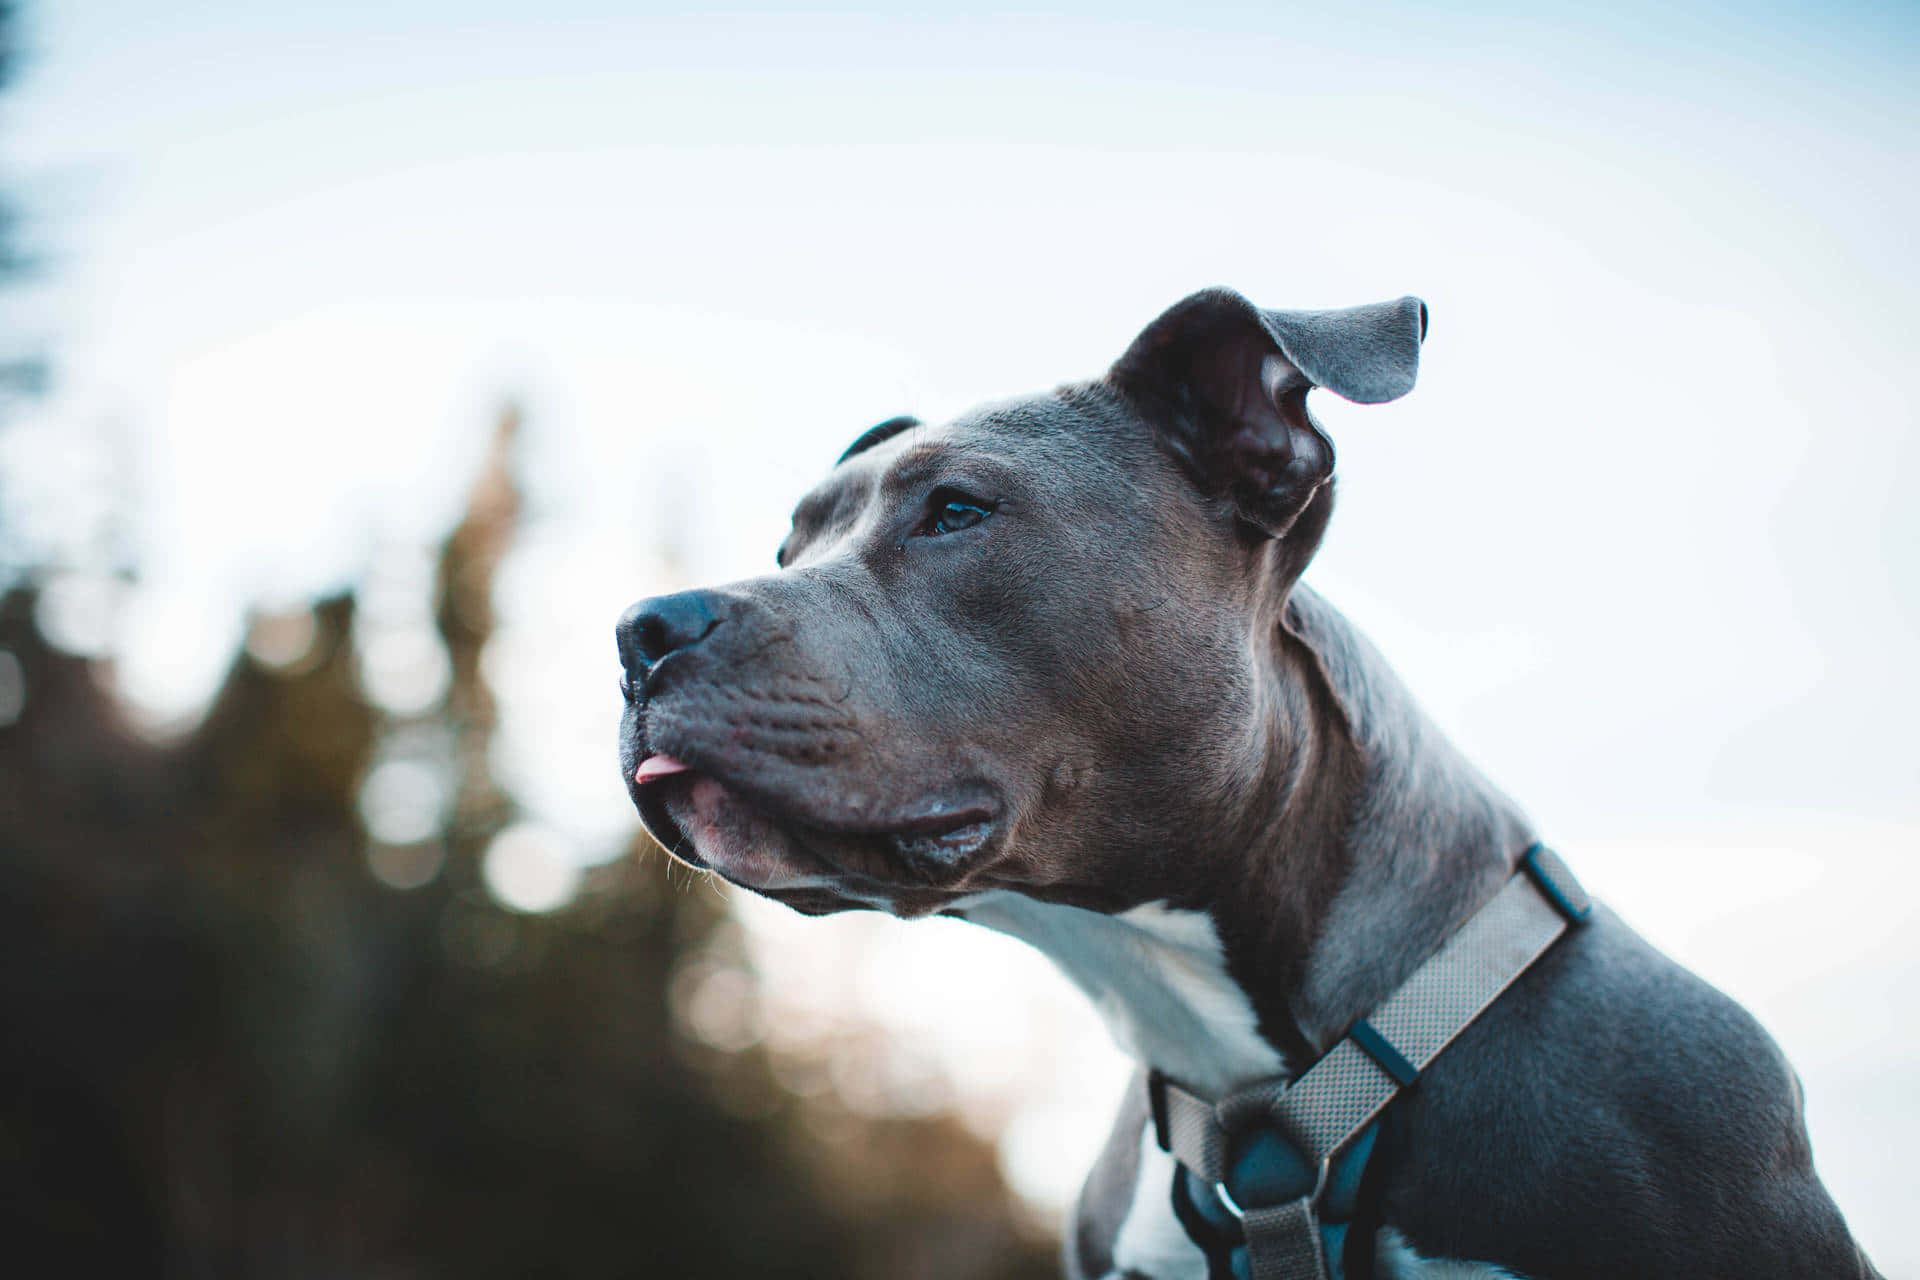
[960,585,1533,1099]
[1259,585,1534,1054]
[952,893,1291,1097]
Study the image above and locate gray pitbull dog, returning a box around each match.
[616,288,1879,1279]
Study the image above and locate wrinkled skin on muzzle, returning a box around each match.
[618,388,1279,919]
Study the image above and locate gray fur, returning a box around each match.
[616,288,1880,1278]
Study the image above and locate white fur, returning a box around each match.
[1109,1121,1208,1278]
[1374,1227,1528,1279]
[951,892,1287,1099]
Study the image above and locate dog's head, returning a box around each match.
[617,288,1425,918]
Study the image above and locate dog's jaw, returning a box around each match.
[636,762,1018,916]
[662,775,835,893]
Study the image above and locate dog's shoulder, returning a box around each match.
[1063,906,1876,1279]
[1388,904,1871,1277]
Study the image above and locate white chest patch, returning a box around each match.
[1110,1121,1207,1278]
[951,892,1287,1098]
[1375,1228,1528,1279]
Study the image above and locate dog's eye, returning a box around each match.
[920,489,996,538]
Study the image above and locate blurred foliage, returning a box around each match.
[0,404,1057,1277]
[0,4,1053,1269]
[0,3,1055,1266]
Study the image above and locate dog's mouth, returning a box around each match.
[629,752,1002,912]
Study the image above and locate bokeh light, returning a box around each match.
[243,608,317,671]
[366,838,446,891]
[481,820,583,913]
[358,756,448,846]
[0,648,22,725]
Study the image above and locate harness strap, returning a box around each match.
[1243,1198,1325,1279]
[1153,844,1591,1280]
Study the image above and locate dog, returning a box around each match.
[616,288,1880,1279]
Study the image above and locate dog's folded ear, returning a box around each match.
[1110,287,1427,539]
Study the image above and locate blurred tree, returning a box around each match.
[0,401,1056,1277]
[0,4,1054,1261]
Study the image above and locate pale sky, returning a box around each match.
[2,0,1914,1263]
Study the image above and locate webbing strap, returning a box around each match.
[1156,845,1590,1280]
[1243,1198,1324,1280]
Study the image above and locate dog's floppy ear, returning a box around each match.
[1110,287,1427,539]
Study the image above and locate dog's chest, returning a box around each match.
[950,892,1286,1098]
[1101,1122,1525,1280]
[953,892,1530,1280]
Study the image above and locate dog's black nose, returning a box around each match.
[617,590,723,677]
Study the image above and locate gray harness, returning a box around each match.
[1150,844,1592,1280]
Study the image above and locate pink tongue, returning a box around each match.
[634,754,693,784]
